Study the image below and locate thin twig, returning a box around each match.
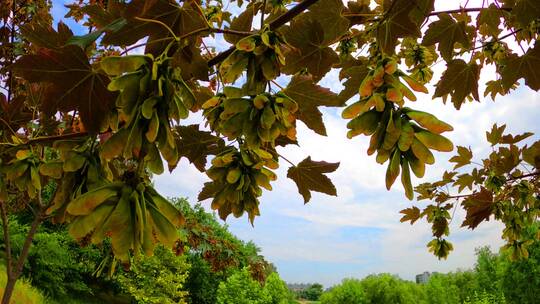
[428,6,511,16]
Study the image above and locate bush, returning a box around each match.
[216,267,271,304]
[464,291,506,304]
[320,278,366,304]
[0,265,48,304]
[263,272,296,304]
[116,245,190,304]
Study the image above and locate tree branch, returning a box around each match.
[428,6,511,16]
[0,202,13,279]
[208,0,321,67]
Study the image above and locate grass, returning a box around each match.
[0,266,48,304]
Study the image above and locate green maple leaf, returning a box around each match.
[486,123,506,146]
[522,141,540,168]
[281,17,339,80]
[176,125,225,172]
[433,59,480,109]
[399,206,421,225]
[12,46,116,134]
[461,188,494,229]
[283,74,341,136]
[513,0,540,27]
[287,157,340,203]
[501,43,540,91]
[449,146,473,169]
[376,0,433,54]
[422,13,471,61]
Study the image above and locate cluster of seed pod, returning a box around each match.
[220,28,289,94]
[100,54,195,171]
[202,92,298,148]
[66,177,184,263]
[343,57,453,199]
[400,39,437,83]
[0,149,41,199]
[203,146,278,223]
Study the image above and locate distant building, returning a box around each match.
[415,271,432,284]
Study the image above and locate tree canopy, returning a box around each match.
[0,0,539,302]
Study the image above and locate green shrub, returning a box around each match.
[116,245,190,304]
[216,267,271,304]
[464,291,506,304]
[320,279,366,304]
[0,265,48,304]
[263,272,296,304]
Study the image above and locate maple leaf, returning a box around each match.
[522,141,540,168]
[449,146,473,169]
[477,4,506,36]
[337,64,370,104]
[344,0,372,26]
[87,0,207,55]
[376,0,433,54]
[500,132,534,144]
[304,0,350,45]
[281,17,339,80]
[176,125,225,172]
[223,6,254,45]
[461,188,494,229]
[422,13,471,61]
[172,39,209,81]
[283,74,341,136]
[400,206,421,225]
[198,181,222,202]
[501,43,540,91]
[12,46,116,134]
[20,20,73,49]
[513,0,540,27]
[486,123,506,146]
[453,173,475,192]
[433,59,480,109]
[287,157,340,203]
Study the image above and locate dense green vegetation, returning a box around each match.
[316,226,540,304]
[1,198,292,303]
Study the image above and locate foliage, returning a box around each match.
[402,126,539,258]
[463,291,506,304]
[299,283,324,301]
[359,274,424,304]
[216,267,271,304]
[263,272,296,304]
[0,217,100,299]
[319,278,366,304]
[0,2,539,301]
[0,266,48,304]
[116,245,190,304]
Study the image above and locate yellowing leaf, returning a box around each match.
[449,146,473,169]
[287,157,340,203]
[400,206,421,224]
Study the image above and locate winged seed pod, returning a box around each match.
[199,146,278,224]
[343,57,453,199]
[66,180,184,263]
[203,92,298,149]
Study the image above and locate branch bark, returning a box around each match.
[208,0,321,67]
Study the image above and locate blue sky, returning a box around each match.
[49,0,540,287]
